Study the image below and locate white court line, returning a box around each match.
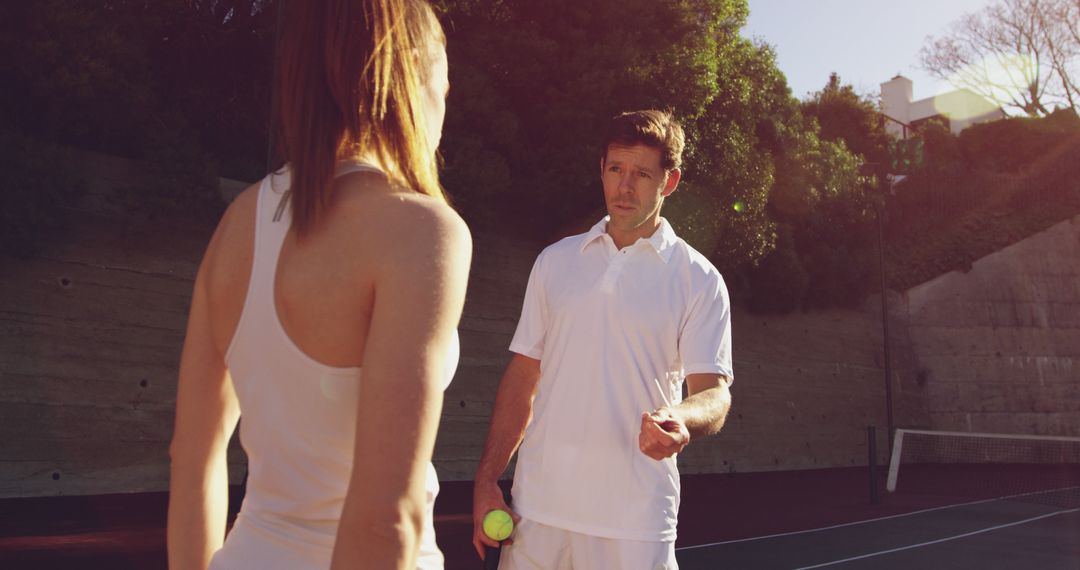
[675,485,1080,551]
[674,496,1006,551]
[791,508,1080,569]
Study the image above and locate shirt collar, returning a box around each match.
[580,216,679,263]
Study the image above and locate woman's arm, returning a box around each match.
[330,195,472,569]
[167,197,248,570]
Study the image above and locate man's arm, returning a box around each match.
[675,373,733,438]
[639,373,732,461]
[471,353,541,558]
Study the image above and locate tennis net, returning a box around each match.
[886,428,1080,508]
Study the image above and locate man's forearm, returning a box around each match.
[475,355,541,485]
[673,381,732,440]
[475,398,530,484]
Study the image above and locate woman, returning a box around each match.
[167,1,468,568]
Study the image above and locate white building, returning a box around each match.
[880,75,1006,139]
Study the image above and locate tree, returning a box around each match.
[920,0,1079,117]
[1041,0,1080,109]
[672,36,793,274]
[438,0,753,230]
[0,1,160,151]
[801,73,890,178]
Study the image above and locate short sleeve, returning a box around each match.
[508,251,548,360]
[679,269,733,381]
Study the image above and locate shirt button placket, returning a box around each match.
[601,248,629,293]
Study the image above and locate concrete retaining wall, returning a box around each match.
[7,149,1039,499]
[899,214,1080,436]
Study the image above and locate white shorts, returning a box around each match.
[499,518,677,570]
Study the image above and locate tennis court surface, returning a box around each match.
[674,429,1080,569]
[2,429,1077,569]
[677,495,1080,569]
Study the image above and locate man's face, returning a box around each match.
[600,144,680,236]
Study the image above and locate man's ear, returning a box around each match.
[662,168,681,197]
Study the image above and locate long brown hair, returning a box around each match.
[274,0,447,237]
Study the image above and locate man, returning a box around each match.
[472,110,733,569]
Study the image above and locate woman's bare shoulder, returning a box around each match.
[332,177,471,260]
[201,181,259,285]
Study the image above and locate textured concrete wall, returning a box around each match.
[0,219,225,497]
[676,296,927,475]
[1,151,923,497]
[899,214,1080,436]
[0,149,232,498]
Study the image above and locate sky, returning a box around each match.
[742,0,998,102]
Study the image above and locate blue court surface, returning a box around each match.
[676,495,1080,569]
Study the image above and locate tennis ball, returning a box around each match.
[733,200,746,213]
[483,509,514,541]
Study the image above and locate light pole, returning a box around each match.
[875,200,895,449]
[862,161,896,457]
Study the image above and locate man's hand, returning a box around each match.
[472,481,520,559]
[638,409,690,460]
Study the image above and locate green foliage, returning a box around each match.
[959,108,1080,173]
[740,74,879,313]
[745,226,806,313]
[0,0,270,233]
[674,37,790,274]
[439,0,750,227]
[801,73,890,177]
[884,111,1080,290]
[439,5,880,313]
[0,1,159,153]
[920,120,963,175]
[3,0,896,313]
[772,134,877,311]
[0,131,84,258]
[886,121,971,233]
[151,0,277,181]
[888,136,923,174]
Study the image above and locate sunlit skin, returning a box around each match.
[600,144,681,249]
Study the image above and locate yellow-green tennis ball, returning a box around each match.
[733,200,746,213]
[483,509,514,541]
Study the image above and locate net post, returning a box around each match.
[868,426,879,505]
[886,428,905,492]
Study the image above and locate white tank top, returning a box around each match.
[209,161,456,569]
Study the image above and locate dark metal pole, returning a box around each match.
[868,426,879,505]
[876,205,895,451]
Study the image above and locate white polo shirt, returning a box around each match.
[508,216,733,542]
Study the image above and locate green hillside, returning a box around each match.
[885,131,1080,291]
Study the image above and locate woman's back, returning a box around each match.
[199,163,462,569]
[203,165,406,370]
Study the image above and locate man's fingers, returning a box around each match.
[640,420,671,449]
[640,420,686,460]
[473,526,502,559]
[640,410,690,461]
[472,496,518,559]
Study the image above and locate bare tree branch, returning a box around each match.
[920,0,1077,117]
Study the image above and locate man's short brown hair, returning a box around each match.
[603,110,685,172]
